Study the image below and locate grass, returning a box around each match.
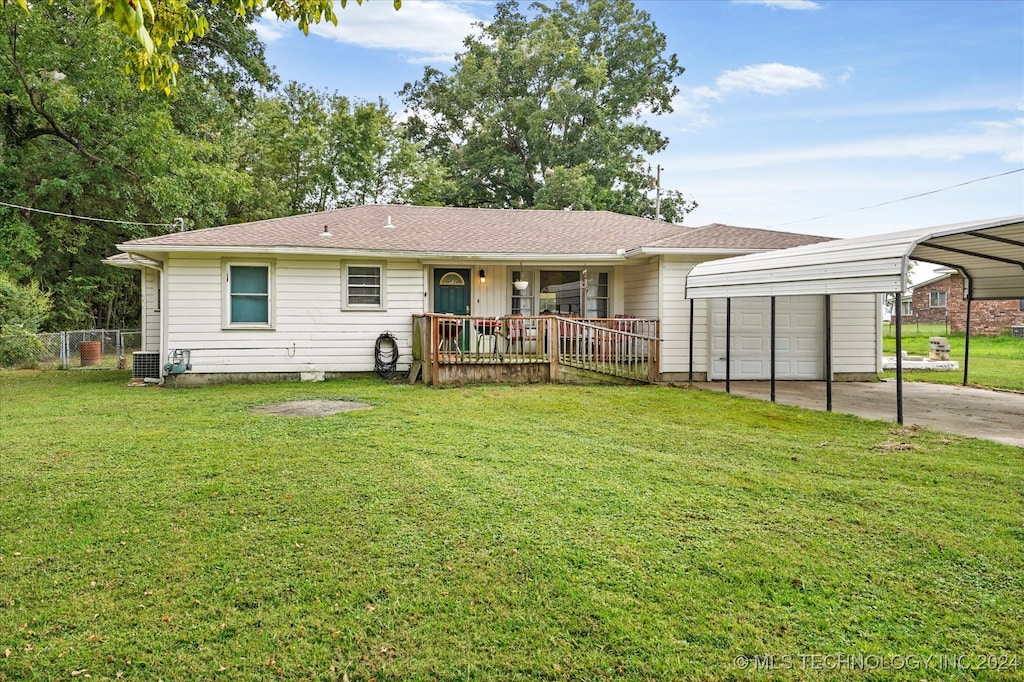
[881,324,1024,391]
[1,371,1022,681]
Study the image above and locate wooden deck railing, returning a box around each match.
[417,314,660,384]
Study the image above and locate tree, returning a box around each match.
[237,84,450,214]
[105,0,400,94]
[0,270,51,366]
[400,0,696,220]
[0,0,269,328]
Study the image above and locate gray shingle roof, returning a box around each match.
[645,223,834,250]
[118,205,829,256]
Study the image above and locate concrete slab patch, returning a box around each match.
[250,399,372,416]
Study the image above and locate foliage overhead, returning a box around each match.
[400,0,696,220]
[78,0,399,94]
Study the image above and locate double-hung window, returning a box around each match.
[929,291,947,308]
[224,262,273,328]
[344,264,385,309]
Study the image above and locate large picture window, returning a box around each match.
[224,262,273,328]
[344,264,385,309]
[512,269,609,317]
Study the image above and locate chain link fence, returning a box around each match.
[2,329,142,369]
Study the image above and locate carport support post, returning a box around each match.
[825,294,832,412]
[688,298,694,384]
[725,297,732,394]
[770,297,776,402]
[963,296,973,386]
[895,292,904,425]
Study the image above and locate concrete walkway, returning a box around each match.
[696,380,1024,448]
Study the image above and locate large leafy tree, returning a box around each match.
[0,0,269,328]
[400,0,695,219]
[238,83,449,215]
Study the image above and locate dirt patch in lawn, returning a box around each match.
[250,399,372,417]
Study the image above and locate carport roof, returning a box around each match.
[685,215,1024,300]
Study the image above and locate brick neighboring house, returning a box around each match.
[909,270,1024,334]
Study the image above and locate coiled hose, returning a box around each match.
[374,331,401,380]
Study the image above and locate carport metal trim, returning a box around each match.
[684,216,1024,424]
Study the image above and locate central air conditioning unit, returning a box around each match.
[132,351,161,380]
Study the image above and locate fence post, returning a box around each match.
[61,331,69,369]
[548,318,559,381]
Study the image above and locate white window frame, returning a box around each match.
[222,260,275,329]
[900,299,913,316]
[510,268,610,317]
[342,263,387,311]
[929,291,947,308]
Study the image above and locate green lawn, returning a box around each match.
[881,325,1024,391]
[1,371,1022,680]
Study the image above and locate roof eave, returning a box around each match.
[115,244,632,262]
[627,247,774,257]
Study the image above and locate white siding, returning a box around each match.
[659,258,708,375]
[832,293,881,375]
[164,254,426,374]
[623,260,659,318]
[142,268,161,352]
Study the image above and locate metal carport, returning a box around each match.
[684,215,1024,424]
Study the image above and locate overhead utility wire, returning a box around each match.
[767,168,1024,228]
[0,199,181,229]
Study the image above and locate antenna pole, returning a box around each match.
[655,164,662,222]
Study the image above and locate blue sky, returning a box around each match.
[256,0,1023,251]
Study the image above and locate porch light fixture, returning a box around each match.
[479,269,486,284]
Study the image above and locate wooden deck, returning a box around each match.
[413,314,660,386]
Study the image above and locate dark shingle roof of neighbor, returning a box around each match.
[118,204,831,255]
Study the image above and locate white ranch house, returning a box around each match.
[105,205,882,386]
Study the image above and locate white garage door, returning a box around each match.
[709,296,825,380]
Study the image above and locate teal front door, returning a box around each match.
[433,268,471,351]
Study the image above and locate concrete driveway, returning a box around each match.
[696,380,1024,448]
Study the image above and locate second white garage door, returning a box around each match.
[709,295,825,380]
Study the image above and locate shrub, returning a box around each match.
[0,271,51,367]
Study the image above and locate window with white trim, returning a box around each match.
[224,262,273,328]
[511,270,533,315]
[929,291,947,308]
[900,299,913,316]
[511,269,610,317]
[587,271,610,318]
[343,264,385,309]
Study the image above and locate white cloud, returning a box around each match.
[666,64,825,130]
[733,0,822,10]
[715,63,825,95]
[257,0,483,63]
[253,20,289,43]
[680,120,1024,170]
